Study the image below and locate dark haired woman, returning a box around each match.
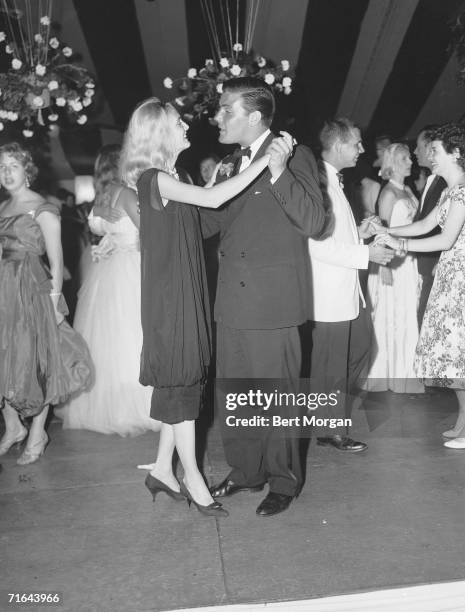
[378,124,465,447]
[0,143,91,464]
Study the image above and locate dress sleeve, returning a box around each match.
[450,185,465,206]
[34,201,61,218]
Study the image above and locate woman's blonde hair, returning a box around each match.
[119,97,179,188]
[379,143,410,180]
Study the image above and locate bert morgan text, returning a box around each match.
[225,415,353,428]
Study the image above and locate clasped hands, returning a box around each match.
[265,131,295,180]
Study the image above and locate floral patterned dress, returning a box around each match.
[414,185,465,387]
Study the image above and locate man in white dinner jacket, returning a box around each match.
[308,118,394,452]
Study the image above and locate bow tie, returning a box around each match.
[336,172,344,188]
[233,146,252,159]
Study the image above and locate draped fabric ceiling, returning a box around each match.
[3,0,465,176]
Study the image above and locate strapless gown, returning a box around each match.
[0,203,92,417]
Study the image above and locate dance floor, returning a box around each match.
[1,388,465,612]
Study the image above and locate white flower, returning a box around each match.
[281,60,290,71]
[84,89,94,98]
[48,80,59,91]
[8,111,18,121]
[233,43,243,52]
[284,87,292,95]
[49,37,59,49]
[55,97,66,107]
[257,56,266,68]
[32,96,44,108]
[282,76,292,88]
[62,46,72,57]
[0,32,5,42]
[216,83,223,94]
[82,97,92,107]
[48,113,58,121]
[23,129,33,138]
[11,58,22,70]
[205,58,214,66]
[35,63,46,76]
[187,68,197,78]
[40,16,50,26]
[220,57,229,68]
[70,99,83,112]
[264,73,275,85]
[0,122,3,131]
[163,77,173,89]
[85,81,95,88]
[5,44,13,54]
[77,114,87,125]
[35,34,43,43]
[230,64,241,76]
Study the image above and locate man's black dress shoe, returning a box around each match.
[317,435,367,452]
[210,478,265,498]
[256,492,294,517]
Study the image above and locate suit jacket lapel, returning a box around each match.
[218,132,274,230]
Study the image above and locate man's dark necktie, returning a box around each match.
[336,172,344,188]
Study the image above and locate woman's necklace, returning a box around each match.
[389,178,405,191]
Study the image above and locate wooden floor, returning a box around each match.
[1,387,465,612]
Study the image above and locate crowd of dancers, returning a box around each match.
[1,76,465,518]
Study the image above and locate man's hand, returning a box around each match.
[368,243,395,266]
[266,131,295,181]
[359,215,386,239]
[93,204,123,223]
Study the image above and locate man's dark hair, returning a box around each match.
[419,124,440,144]
[319,117,357,151]
[222,77,275,127]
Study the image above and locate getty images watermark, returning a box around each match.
[217,383,353,433]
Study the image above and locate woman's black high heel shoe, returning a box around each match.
[144,474,185,502]
[179,480,229,517]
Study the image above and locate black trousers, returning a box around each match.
[216,324,302,497]
[309,305,371,434]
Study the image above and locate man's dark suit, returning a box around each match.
[415,175,446,326]
[201,132,325,496]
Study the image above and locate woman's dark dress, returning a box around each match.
[0,203,92,417]
[137,169,211,424]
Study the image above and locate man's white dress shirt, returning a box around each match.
[308,161,368,322]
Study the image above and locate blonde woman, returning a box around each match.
[378,124,465,447]
[121,97,292,517]
[365,144,424,393]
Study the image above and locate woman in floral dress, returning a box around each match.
[379,124,465,448]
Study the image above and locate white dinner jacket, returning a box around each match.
[308,161,368,322]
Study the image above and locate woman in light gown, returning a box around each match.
[379,123,465,448]
[365,144,424,393]
[56,146,160,436]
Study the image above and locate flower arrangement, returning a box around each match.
[0,10,95,137]
[164,44,293,121]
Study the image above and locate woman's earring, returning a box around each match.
[25,176,30,188]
